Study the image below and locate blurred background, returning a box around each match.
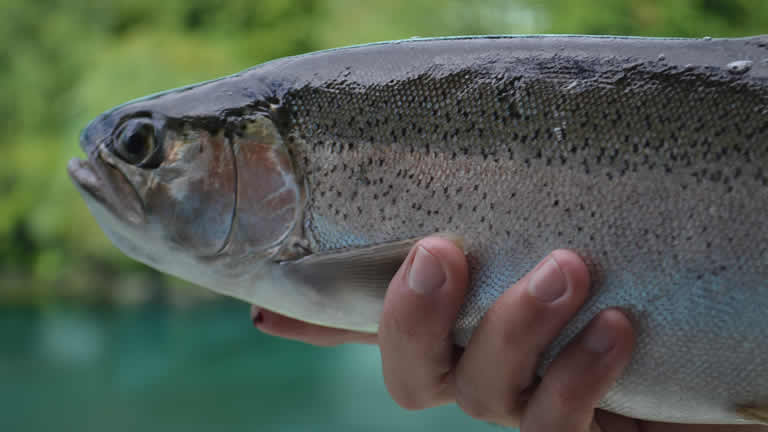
[1,0,766,430]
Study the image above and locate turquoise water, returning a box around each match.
[0,300,499,431]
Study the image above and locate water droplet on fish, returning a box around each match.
[727,60,753,74]
[657,53,666,61]
[553,127,564,141]
[703,36,712,41]
[564,81,579,90]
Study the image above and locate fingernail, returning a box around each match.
[528,257,567,302]
[252,308,263,327]
[583,316,617,353]
[408,246,445,295]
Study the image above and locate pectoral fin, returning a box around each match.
[736,404,768,425]
[278,232,464,303]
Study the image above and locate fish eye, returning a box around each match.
[113,119,158,166]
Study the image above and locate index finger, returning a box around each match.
[251,306,378,346]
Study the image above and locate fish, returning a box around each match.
[67,35,768,424]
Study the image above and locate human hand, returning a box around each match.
[250,236,767,431]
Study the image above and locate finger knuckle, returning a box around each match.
[456,388,519,422]
[549,380,587,415]
[389,388,432,411]
[493,300,541,346]
[456,395,493,420]
[381,311,421,343]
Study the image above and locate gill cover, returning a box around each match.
[223,115,301,257]
[141,125,237,256]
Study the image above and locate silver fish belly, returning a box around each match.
[71,36,768,424]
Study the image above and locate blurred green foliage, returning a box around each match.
[1,0,766,304]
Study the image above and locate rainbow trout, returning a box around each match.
[68,36,768,424]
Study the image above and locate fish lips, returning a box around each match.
[67,156,145,225]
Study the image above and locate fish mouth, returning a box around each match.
[67,156,145,225]
[67,158,105,201]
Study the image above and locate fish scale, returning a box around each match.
[282,38,768,423]
[69,35,768,424]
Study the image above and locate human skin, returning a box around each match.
[250,236,768,432]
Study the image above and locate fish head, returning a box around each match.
[68,83,302,281]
